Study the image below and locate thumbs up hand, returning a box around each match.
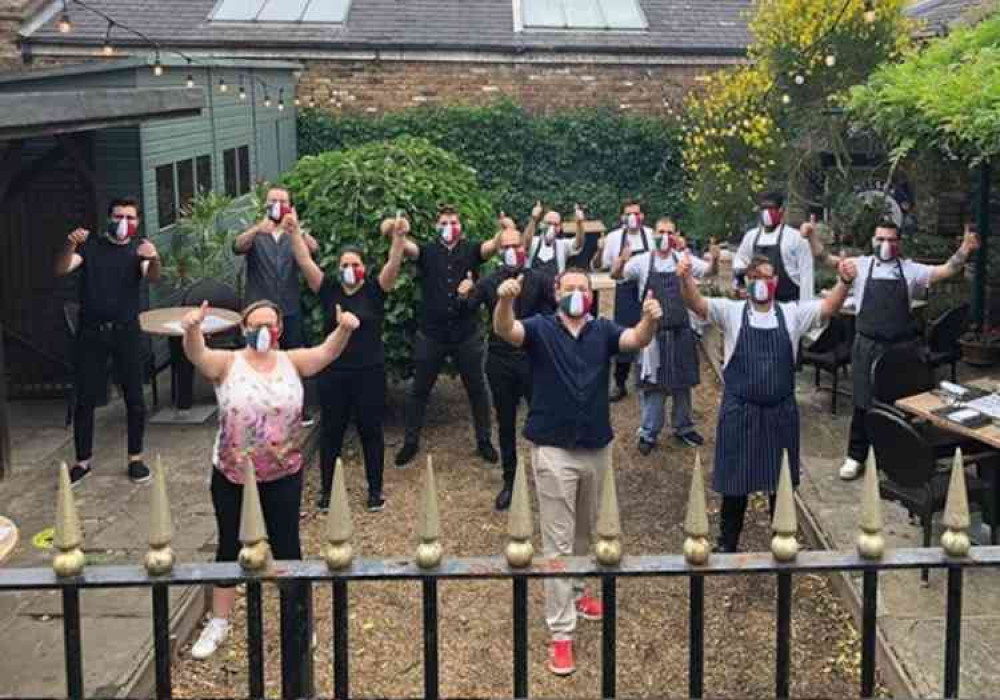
[335,304,360,331]
[182,300,209,332]
[800,214,818,240]
[532,200,544,222]
[498,275,522,299]
[642,290,663,322]
[676,252,693,279]
[574,203,585,223]
[458,271,475,298]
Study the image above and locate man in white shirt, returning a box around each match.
[677,254,853,552]
[806,219,980,480]
[522,201,586,286]
[612,220,720,451]
[734,192,814,302]
[602,199,656,401]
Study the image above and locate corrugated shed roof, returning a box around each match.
[23,0,751,55]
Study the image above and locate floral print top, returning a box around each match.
[212,351,304,484]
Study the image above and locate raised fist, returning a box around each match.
[838,257,858,282]
[335,304,360,331]
[68,228,89,246]
[641,291,663,322]
[498,275,523,299]
[136,239,158,259]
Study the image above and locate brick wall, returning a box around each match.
[0,0,28,71]
[298,58,730,116]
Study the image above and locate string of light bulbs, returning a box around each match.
[54,0,309,110]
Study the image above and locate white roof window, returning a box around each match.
[519,0,647,30]
[211,0,353,23]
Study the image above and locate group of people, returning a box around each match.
[57,187,979,675]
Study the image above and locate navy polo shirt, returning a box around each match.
[522,314,625,449]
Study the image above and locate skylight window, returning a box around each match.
[211,0,352,23]
[521,0,647,30]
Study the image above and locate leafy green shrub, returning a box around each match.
[298,101,686,234]
[279,136,494,380]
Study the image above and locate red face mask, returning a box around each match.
[439,221,462,245]
[760,207,783,229]
[268,201,292,223]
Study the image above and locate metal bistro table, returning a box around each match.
[140,307,241,425]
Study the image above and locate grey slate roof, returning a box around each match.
[23,0,751,56]
[906,0,994,34]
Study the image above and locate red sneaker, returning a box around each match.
[548,639,575,676]
[575,593,603,621]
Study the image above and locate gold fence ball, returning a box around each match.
[594,538,622,567]
[770,535,799,563]
[323,542,354,571]
[856,532,885,560]
[53,549,86,578]
[415,541,443,569]
[941,529,971,558]
[683,537,711,566]
[239,541,271,571]
[505,540,534,569]
[144,547,176,576]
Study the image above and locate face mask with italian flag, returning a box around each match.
[559,290,592,318]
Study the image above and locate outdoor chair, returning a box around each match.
[925,303,969,383]
[865,407,996,583]
[800,316,852,415]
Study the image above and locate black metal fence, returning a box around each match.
[1,546,997,700]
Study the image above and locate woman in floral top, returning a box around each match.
[182,298,359,660]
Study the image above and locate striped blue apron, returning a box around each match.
[640,252,700,390]
[614,228,651,363]
[712,302,800,496]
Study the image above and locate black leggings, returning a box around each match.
[719,493,777,550]
[319,366,386,497]
[211,468,302,585]
[73,321,146,461]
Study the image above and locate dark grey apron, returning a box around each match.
[752,225,799,303]
[852,257,919,409]
[641,252,699,390]
[713,303,799,496]
[613,228,652,329]
[530,237,560,285]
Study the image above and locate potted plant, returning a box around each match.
[959,325,1000,367]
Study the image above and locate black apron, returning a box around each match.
[613,228,652,328]
[530,237,560,285]
[852,257,919,409]
[713,303,800,496]
[752,225,799,303]
[640,252,700,390]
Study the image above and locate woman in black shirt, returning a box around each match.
[288,216,407,511]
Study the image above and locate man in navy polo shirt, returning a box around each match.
[494,268,662,677]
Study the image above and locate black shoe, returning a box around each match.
[609,385,628,403]
[69,463,92,488]
[395,442,419,467]
[127,460,151,484]
[637,438,655,456]
[477,441,499,465]
[713,537,738,554]
[676,431,705,448]
[367,493,385,512]
[495,486,513,512]
[317,492,330,512]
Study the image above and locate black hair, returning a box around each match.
[875,219,900,233]
[759,192,785,209]
[338,245,365,260]
[554,267,593,290]
[437,205,458,218]
[108,197,140,216]
[620,198,642,215]
[240,300,283,326]
[746,255,775,278]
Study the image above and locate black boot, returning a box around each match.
[495,484,513,511]
[394,441,419,467]
[610,361,631,402]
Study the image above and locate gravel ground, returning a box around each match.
[172,347,886,699]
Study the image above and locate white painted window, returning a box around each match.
[520,0,646,30]
[210,0,352,23]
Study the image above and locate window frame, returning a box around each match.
[515,0,648,32]
[154,154,215,231]
[209,0,353,24]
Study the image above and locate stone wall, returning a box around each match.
[0,0,29,71]
[298,58,729,116]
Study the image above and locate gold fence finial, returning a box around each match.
[238,461,272,572]
[941,447,971,557]
[53,461,86,577]
[323,459,354,570]
[144,455,175,575]
[770,451,799,562]
[857,452,885,560]
[415,454,442,569]
[506,460,534,568]
[683,452,711,565]
[595,458,622,567]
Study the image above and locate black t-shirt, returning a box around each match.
[416,240,483,343]
[318,277,387,369]
[76,236,143,325]
[462,267,556,357]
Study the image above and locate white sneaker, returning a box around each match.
[839,458,863,481]
[191,617,230,660]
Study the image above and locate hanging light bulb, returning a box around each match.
[58,2,72,34]
[825,54,837,67]
[264,92,272,108]
[219,77,228,93]
[794,74,805,85]
[153,53,164,77]
[294,95,301,107]
[864,0,876,24]
[101,20,113,56]
[238,79,246,101]
[781,94,791,104]
[277,88,285,111]
[185,60,194,89]
[308,93,316,108]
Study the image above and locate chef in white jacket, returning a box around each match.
[733,192,814,302]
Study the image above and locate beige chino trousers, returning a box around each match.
[530,443,611,641]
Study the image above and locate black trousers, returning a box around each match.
[485,351,533,486]
[319,365,386,497]
[403,332,491,446]
[719,493,777,550]
[614,359,632,389]
[211,468,303,565]
[847,407,870,463]
[73,320,146,461]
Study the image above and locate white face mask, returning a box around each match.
[116,217,130,241]
[341,266,357,286]
[244,326,272,354]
